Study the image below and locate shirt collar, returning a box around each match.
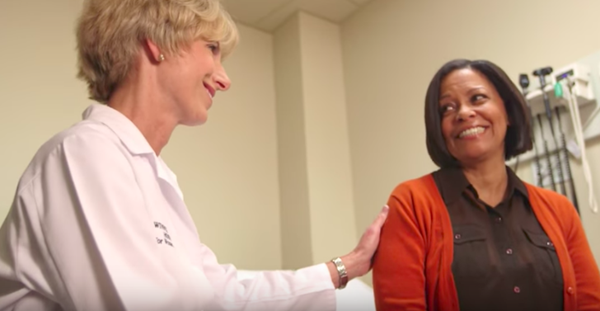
[82,103,155,156]
[435,165,528,205]
[507,166,529,198]
[435,166,470,205]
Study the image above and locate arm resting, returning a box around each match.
[372,190,427,311]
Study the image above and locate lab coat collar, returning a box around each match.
[82,104,185,200]
[82,103,155,156]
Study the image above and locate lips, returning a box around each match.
[203,83,215,98]
[456,126,487,138]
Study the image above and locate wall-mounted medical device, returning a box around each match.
[525,62,595,116]
[514,60,598,214]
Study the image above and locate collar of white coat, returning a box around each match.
[81,104,185,199]
[82,103,155,155]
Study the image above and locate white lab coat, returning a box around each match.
[0,104,336,311]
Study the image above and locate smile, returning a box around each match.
[204,83,215,99]
[458,126,486,138]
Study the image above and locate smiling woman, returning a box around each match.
[76,0,237,131]
[424,59,532,170]
[372,59,600,311]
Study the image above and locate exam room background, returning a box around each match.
[2,0,600,284]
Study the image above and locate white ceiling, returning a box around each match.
[221,0,373,32]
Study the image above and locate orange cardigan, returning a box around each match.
[372,174,600,311]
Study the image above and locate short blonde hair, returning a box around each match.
[76,0,239,103]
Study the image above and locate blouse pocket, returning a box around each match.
[452,225,491,279]
[522,229,563,287]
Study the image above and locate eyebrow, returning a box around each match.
[468,86,486,92]
[439,86,486,100]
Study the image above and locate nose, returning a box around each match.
[213,63,231,92]
[456,103,475,121]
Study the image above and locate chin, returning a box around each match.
[183,106,209,125]
[457,150,496,164]
[180,114,208,127]
[189,118,208,126]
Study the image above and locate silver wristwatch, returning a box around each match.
[331,257,348,289]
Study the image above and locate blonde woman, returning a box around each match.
[0,1,388,310]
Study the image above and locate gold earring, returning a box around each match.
[158,54,165,62]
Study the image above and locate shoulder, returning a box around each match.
[17,120,127,189]
[385,173,442,220]
[524,183,574,212]
[389,173,437,200]
[381,173,446,246]
[523,183,578,227]
[9,120,135,230]
[41,119,122,156]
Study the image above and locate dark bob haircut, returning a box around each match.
[424,59,533,168]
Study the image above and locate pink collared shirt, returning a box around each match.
[0,104,336,311]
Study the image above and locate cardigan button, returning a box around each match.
[567,287,574,294]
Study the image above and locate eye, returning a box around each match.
[439,103,455,115]
[207,43,220,55]
[471,94,487,103]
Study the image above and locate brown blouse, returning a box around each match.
[432,166,563,311]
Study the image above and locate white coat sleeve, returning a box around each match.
[199,243,337,311]
[3,132,208,311]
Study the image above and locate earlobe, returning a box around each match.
[143,39,164,63]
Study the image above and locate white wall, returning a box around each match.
[274,12,358,269]
[0,0,93,216]
[341,0,600,271]
[299,12,357,265]
[274,13,315,270]
[0,0,283,270]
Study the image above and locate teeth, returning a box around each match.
[459,127,485,138]
[206,87,213,99]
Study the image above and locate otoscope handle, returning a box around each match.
[529,105,543,187]
[519,73,543,187]
[544,95,553,122]
[543,140,556,192]
[537,113,556,192]
[554,105,580,214]
[533,67,554,123]
[561,132,580,213]
[534,154,543,186]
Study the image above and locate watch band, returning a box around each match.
[331,257,348,289]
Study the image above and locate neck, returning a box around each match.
[107,79,177,156]
[461,154,508,206]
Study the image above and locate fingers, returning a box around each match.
[358,205,390,246]
[372,205,389,228]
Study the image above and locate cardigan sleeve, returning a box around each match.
[372,184,427,311]
[561,197,600,309]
